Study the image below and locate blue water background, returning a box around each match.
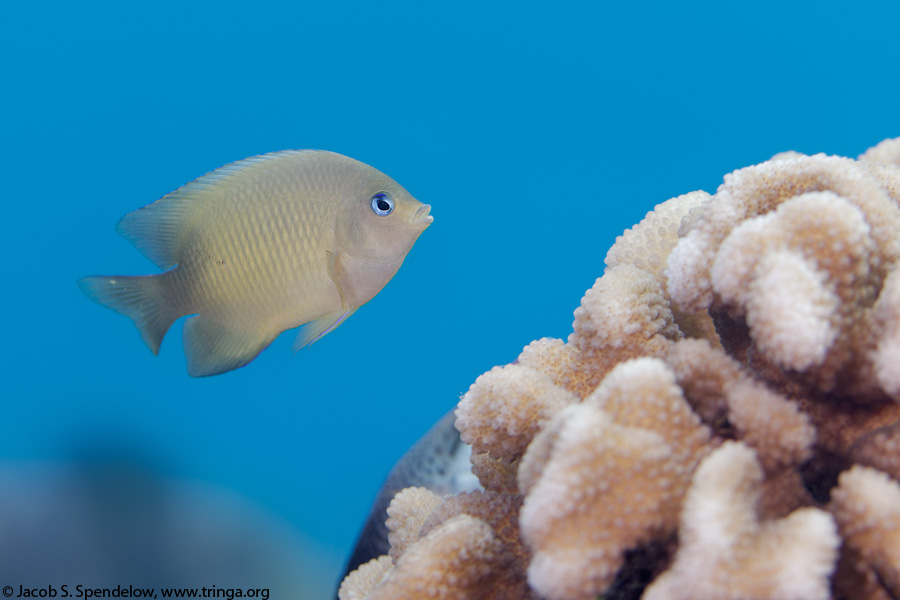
[3,0,899,595]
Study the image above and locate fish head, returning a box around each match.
[337,173,433,265]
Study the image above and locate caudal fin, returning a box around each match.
[77,274,177,355]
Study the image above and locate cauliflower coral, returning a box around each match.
[339,137,900,600]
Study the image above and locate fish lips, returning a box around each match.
[415,204,434,227]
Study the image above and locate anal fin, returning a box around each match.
[183,315,275,377]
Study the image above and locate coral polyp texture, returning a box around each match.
[339,137,900,600]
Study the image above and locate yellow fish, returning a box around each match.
[79,150,433,377]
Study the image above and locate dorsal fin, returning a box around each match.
[115,150,313,269]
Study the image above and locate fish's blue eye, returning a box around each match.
[370,193,394,216]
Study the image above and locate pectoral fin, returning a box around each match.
[290,250,359,351]
[292,308,357,352]
[326,250,348,308]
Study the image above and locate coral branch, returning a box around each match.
[829,466,900,599]
[519,403,676,600]
[368,515,512,600]
[643,442,839,600]
[518,359,710,600]
[456,364,578,463]
[666,152,900,399]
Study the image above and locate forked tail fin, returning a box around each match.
[77,274,177,355]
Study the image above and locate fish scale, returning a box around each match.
[79,150,432,376]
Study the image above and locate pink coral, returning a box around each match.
[849,422,900,481]
[518,358,710,600]
[666,152,900,400]
[859,136,900,167]
[872,267,900,397]
[340,137,900,600]
[367,515,511,600]
[665,338,815,473]
[518,402,676,600]
[342,487,533,600]
[829,466,900,599]
[571,265,682,368]
[643,442,839,600]
[456,364,578,462]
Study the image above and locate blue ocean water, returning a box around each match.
[2,0,898,595]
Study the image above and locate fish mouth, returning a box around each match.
[415,204,434,226]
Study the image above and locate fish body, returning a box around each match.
[79,150,432,376]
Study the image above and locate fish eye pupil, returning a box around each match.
[370,193,394,216]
